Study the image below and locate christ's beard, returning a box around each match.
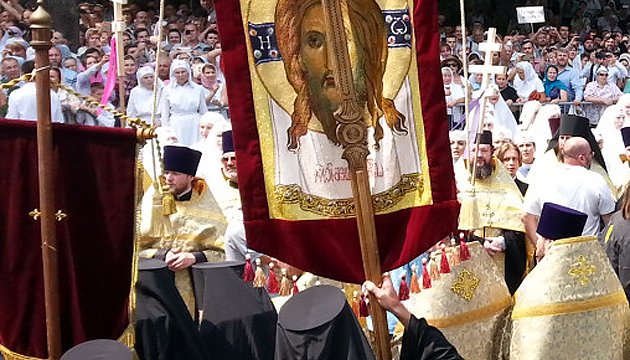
[306,68,368,145]
[475,163,493,180]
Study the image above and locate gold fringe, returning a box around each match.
[512,291,628,320]
[426,295,512,329]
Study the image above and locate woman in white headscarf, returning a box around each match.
[159,59,208,145]
[484,85,517,137]
[513,61,544,102]
[596,104,630,188]
[127,65,163,124]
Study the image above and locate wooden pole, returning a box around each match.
[112,0,128,127]
[320,0,391,359]
[30,1,61,359]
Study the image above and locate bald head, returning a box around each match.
[562,137,593,169]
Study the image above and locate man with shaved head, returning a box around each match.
[522,137,615,246]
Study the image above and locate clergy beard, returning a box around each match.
[475,163,493,180]
[306,67,368,145]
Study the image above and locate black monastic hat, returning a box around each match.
[476,130,493,146]
[60,339,132,360]
[537,202,588,240]
[621,127,630,148]
[276,285,375,360]
[558,114,591,137]
[163,145,202,176]
[547,114,607,171]
[222,130,235,154]
[191,261,277,360]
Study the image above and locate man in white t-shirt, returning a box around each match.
[522,136,615,245]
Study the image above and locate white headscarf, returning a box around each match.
[136,65,155,85]
[168,59,192,86]
[513,61,543,101]
[485,85,517,136]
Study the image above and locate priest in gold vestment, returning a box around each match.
[139,145,227,316]
[511,202,630,360]
[456,130,532,294]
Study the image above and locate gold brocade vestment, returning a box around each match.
[139,178,227,316]
[510,236,630,360]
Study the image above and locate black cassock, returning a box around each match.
[400,316,463,360]
[135,259,277,360]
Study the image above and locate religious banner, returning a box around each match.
[215,0,459,282]
[0,120,136,359]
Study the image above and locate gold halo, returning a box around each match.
[245,0,412,115]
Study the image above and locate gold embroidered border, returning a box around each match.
[552,235,597,247]
[0,345,45,360]
[512,291,628,320]
[273,173,422,217]
[425,295,512,329]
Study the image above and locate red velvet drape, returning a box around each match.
[0,119,136,358]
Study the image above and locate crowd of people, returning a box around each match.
[0,0,227,142]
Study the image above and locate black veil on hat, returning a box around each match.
[191,261,277,360]
[275,285,375,360]
[134,258,208,360]
[546,114,607,171]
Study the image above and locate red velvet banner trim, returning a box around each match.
[0,120,136,357]
[215,0,459,283]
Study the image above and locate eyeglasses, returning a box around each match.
[221,156,237,162]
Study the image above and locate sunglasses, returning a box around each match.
[447,63,458,67]
[598,73,609,76]
[184,29,194,35]
[221,156,237,162]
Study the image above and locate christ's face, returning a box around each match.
[299,4,367,137]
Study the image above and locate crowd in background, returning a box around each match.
[0,0,227,144]
[441,0,630,133]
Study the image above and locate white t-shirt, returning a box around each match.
[523,163,615,235]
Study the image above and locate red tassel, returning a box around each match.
[398,274,410,300]
[242,254,254,282]
[422,258,432,289]
[440,244,451,274]
[267,262,279,294]
[359,293,369,317]
[459,233,471,261]
[291,275,299,295]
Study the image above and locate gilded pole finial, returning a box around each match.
[29,0,52,29]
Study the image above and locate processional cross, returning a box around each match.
[467,28,506,185]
